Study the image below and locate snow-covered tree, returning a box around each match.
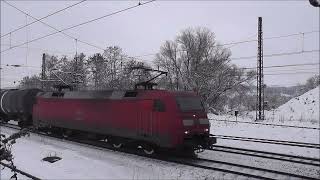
[154,27,255,111]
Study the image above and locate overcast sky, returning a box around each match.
[1,0,319,88]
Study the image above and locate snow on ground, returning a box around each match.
[0,165,30,180]
[209,86,319,127]
[208,86,320,158]
[267,86,319,124]
[0,127,243,180]
[1,125,318,180]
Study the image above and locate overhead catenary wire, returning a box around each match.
[139,49,319,63]
[2,0,315,56]
[1,60,319,72]
[0,0,87,38]
[227,33,257,49]
[1,63,41,69]
[231,49,319,61]
[2,0,104,52]
[242,63,320,69]
[263,30,318,41]
[0,0,318,69]
[131,30,319,58]
[264,68,319,73]
[0,0,156,53]
[264,72,319,76]
[1,43,75,55]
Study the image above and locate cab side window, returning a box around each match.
[153,99,165,112]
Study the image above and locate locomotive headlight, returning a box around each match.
[184,131,189,134]
[205,128,209,132]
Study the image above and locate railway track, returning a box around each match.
[209,145,320,167]
[209,118,320,130]
[212,134,320,149]
[191,158,319,180]
[1,124,319,180]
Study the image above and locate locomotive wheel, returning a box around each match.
[18,121,25,128]
[112,143,123,148]
[142,144,155,155]
[62,130,72,138]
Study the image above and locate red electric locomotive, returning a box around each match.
[33,88,216,154]
[1,67,216,154]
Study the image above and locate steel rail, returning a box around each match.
[211,144,320,161]
[209,145,320,166]
[209,119,320,130]
[196,158,319,180]
[162,158,274,180]
[212,134,320,149]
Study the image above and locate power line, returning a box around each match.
[231,49,319,61]
[1,0,156,54]
[265,68,319,73]
[1,43,75,55]
[1,0,87,38]
[131,30,319,58]
[242,62,320,69]
[265,72,319,75]
[263,30,319,41]
[131,40,258,58]
[1,64,41,69]
[227,33,257,49]
[2,0,104,51]
[2,60,319,72]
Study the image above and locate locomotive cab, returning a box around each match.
[174,95,216,151]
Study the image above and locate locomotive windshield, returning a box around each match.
[176,96,204,111]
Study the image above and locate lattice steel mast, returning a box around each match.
[256,17,265,121]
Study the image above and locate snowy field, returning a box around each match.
[0,165,29,180]
[208,86,319,158]
[209,86,319,127]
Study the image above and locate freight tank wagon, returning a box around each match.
[0,89,42,127]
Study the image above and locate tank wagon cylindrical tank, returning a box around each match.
[0,88,43,126]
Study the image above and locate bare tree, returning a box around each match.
[87,53,106,90]
[154,27,255,112]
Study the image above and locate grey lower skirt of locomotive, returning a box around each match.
[0,89,42,127]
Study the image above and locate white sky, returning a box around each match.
[1,1,319,88]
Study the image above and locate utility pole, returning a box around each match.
[41,53,46,90]
[256,17,265,121]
